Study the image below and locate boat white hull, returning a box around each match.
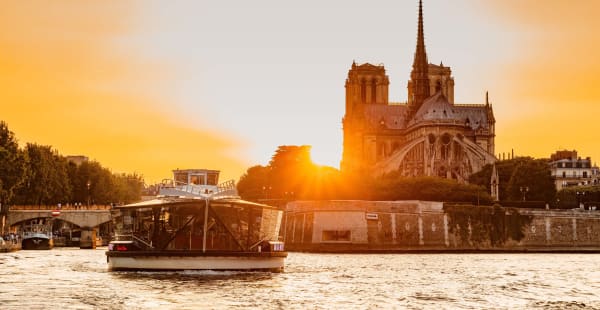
[107,253,286,272]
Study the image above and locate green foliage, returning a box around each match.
[370,172,492,203]
[13,144,72,205]
[238,145,493,203]
[556,185,600,209]
[236,165,270,200]
[1,121,143,206]
[505,158,556,202]
[64,161,143,205]
[469,157,556,203]
[444,204,532,246]
[0,121,27,208]
[268,145,317,199]
[238,145,351,201]
[469,159,516,200]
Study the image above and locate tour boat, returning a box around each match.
[106,169,287,272]
[21,219,54,250]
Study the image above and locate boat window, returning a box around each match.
[190,175,206,185]
[207,173,219,185]
[174,172,187,185]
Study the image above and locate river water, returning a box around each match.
[0,248,599,309]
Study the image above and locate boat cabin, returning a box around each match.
[110,197,284,253]
[173,169,220,186]
[160,169,236,198]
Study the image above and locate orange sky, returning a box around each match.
[479,0,600,162]
[0,1,246,183]
[2,0,600,183]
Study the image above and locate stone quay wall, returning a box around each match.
[283,200,600,252]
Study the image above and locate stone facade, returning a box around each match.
[341,1,496,182]
[284,200,600,252]
[549,150,600,191]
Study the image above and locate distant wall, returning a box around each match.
[284,200,600,252]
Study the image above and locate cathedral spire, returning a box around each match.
[409,0,430,115]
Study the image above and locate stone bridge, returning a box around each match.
[7,206,112,229]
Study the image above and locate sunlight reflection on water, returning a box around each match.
[0,248,599,309]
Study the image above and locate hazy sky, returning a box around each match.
[1,0,599,182]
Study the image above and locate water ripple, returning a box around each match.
[1,249,600,309]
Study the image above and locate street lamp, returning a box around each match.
[284,191,295,201]
[86,181,91,207]
[576,191,586,209]
[520,186,529,202]
[262,186,272,199]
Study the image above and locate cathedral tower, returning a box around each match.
[407,0,430,115]
[341,62,390,173]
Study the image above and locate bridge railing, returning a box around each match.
[9,205,113,211]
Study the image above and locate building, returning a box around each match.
[66,155,89,166]
[549,150,599,191]
[341,0,496,182]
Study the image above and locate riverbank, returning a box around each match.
[284,200,600,253]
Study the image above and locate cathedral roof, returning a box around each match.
[412,91,456,121]
[363,104,408,130]
[409,91,493,130]
[454,105,491,130]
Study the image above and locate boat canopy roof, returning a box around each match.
[115,197,277,210]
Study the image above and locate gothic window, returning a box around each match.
[428,134,436,144]
[361,79,366,103]
[441,133,451,160]
[453,142,462,160]
[378,142,386,159]
[438,166,447,178]
[372,79,377,103]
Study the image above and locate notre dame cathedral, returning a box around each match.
[341,0,496,183]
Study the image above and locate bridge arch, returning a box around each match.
[7,210,111,229]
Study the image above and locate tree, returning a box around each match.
[469,158,527,201]
[0,122,27,208]
[556,185,600,209]
[238,145,490,203]
[505,158,555,202]
[371,172,492,204]
[13,143,72,205]
[470,157,556,203]
[268,145,317,199]
[111,173,144,204]
[237,165,270,200]
[237,145,349,201]
[0,121,143,206]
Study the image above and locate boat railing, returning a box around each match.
[212,179,238,198]
[132,234,154,250]
[249,238,268,251]
[113,233,133,241]
[159,178,238,198]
